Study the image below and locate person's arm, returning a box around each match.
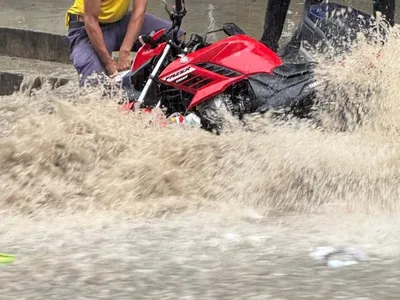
[84,0,117,76]
[117,0,148,71]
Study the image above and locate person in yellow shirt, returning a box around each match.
[66,0,185,86]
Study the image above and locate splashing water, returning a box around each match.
[206,4,218,42]
[2,23,400,219]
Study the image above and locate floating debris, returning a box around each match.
[0,253,15,265]
[310,246,368,268]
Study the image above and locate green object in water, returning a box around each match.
[0,253,15,265]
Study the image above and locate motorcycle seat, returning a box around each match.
[272,63,315,78]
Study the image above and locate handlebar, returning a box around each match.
[134,0,186,51]
[157,0,185,45]
[113,70,130,83]
[175,0,184,13]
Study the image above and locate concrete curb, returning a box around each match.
[0,27,70,64]
[0,72,24,96]
[0,27,73,96]
[0,71,70,96]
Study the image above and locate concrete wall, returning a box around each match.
[0,72,24,96]
[0,27,71,95]
[0,71,71,96]
[0,27,70,64]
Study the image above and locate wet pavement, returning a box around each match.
[1,0,398,39]
[1,213,400,300]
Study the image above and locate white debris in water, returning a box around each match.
[310,246,338,260]
[310,246,369,268]
[242,208,264,223]
[223,232,242,243]
[327,260,358,268]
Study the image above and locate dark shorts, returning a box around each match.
[67,12,185,86]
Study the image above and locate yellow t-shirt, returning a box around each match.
[65,0,131,28]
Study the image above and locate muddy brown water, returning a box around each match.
[2,1,400,299]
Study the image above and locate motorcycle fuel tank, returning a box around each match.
[158,34,283,108]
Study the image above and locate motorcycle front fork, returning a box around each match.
[136,43,172,106]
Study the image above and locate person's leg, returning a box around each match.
[67,24,119,87]
[277,0,324,59]
[115,12,186,52]
[260,0,291,52]
[373,0,395,26]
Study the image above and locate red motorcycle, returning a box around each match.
[116,0,384,132]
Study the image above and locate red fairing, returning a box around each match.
[158,34,283,109]
[190,34,283,74]
[132,29,167,71]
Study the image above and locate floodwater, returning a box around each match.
[1,0,400,299]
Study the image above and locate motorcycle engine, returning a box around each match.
[195,81,253,133]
